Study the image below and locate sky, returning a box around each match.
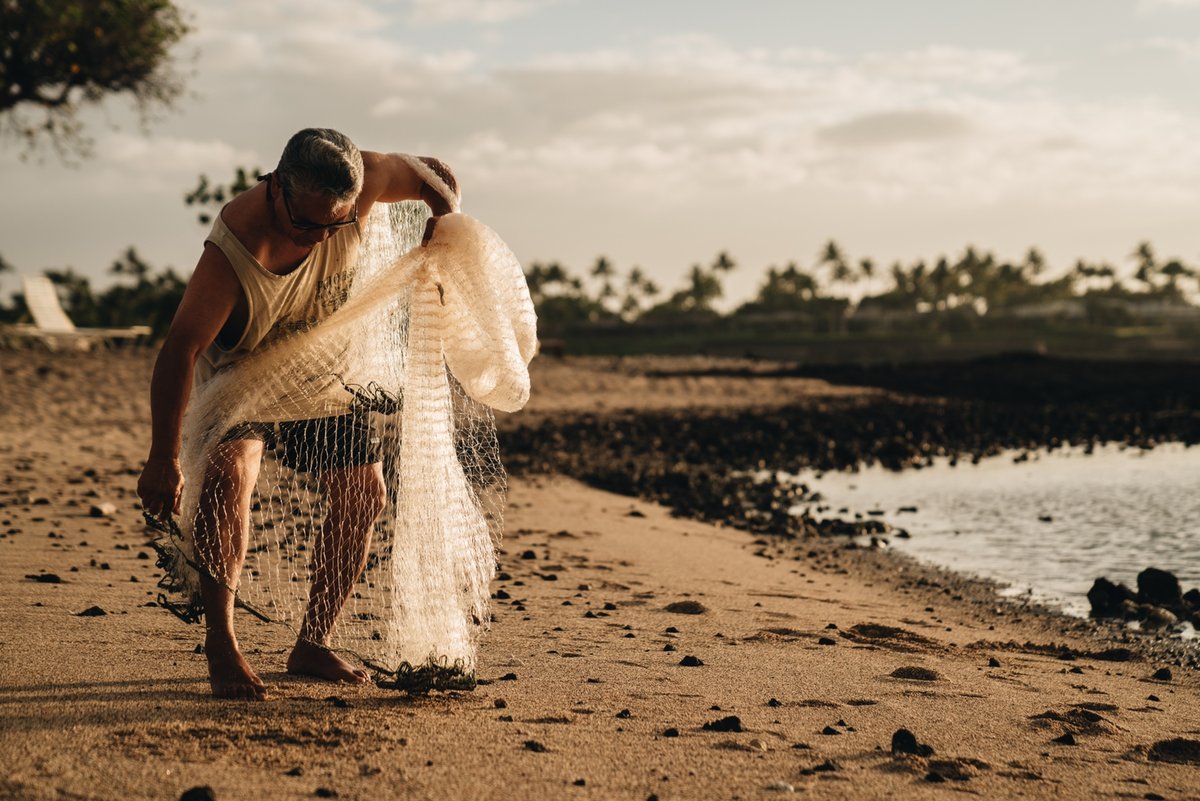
[4,0,1200,306]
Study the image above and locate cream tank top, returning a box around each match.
[196,213,363,385]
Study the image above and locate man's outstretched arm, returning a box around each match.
[359,151,459,240]
[137,246,240,519]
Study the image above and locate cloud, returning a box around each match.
[818,110,973,147]
[1145,36,1200,60]
[408,0,560,25]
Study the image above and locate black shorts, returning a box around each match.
[222,413,382,473]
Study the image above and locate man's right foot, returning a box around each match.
[205,632,268,700]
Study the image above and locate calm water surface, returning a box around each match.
[793,444,1200,622]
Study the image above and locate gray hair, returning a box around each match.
[275,128,364,204]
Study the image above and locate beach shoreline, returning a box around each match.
[2,348,1198,801]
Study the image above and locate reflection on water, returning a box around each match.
[794,443,1200,620]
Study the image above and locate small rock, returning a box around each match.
[1148,694,1161,702]
[662,727,679,737]
[315,789,338,798]
[499,672,518,681]
[678,655,704,667]
[663,643,677,652]
[76,606,107,617]
[988,657,1001,667]
[925,771,946,783]
[817,637,836,646]
[284,767,304,777]
[25,573,63,583]
[615,709,631,718]
[701,715,743,733]
[821,726,840,736]
[1152,667,1172,682]
[520,550,537,560]
[891,728,935,757]
[573,779,586,786]
[523,740,547,752]
[767,698,782,707]
[179,789,216,801]
[664,600,707,615]
[1051,732,1076,746]
[89,502,117,517]
[890,666,940,682]
[494,698,508,709]
[748,738,767,751]
[765,781,794,792]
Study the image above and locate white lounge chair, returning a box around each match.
[3,274,151,350]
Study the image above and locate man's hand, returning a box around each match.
[139,455,184,520]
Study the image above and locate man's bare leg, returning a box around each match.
[287,462,386,683]
[193,438,266,699]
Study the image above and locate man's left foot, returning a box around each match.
[287,640,370,684]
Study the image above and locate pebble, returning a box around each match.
[76,606,107,617]
[1152,667,1172,681]
[701,715,742,733]
[765,781,794,792]
[89,502,116,517]
[523,740,547,753]
[662,727,679,737]
[678,655,704,667]
[664,601,707,614]
[179,788,216,801]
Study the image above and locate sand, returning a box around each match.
[1,349,1198,801]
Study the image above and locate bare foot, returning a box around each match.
[205,631,268,700]
[287,640,369,684]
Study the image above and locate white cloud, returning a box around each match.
[408,0,560,25]
[1145,36,1200,60]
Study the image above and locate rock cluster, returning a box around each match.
[1087,568,1200,630]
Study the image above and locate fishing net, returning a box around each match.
[153,163,537,691]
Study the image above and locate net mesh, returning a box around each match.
[156,195,537,688]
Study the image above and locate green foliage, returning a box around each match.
[186,166,261,225]
[0,0,190,158]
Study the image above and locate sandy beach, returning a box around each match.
[1,349,1198,801]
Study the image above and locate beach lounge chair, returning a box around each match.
[2,274,150,350]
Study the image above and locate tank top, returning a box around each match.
[196,213,363,385]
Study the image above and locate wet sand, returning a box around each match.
[1,349,1198,801]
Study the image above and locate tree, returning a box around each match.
[186,166,261,225]
[0,0,190,158]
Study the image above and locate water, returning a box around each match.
[793,443,1200,623]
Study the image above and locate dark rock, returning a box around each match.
[499,672,518,681]
[1147,738,1200,765]
[817,637,836,646]
[573,779,586,786]
[25,573,63,583]
[1051,732,1076,746]
[701,715,743,733]
[1184,588,1200,611]
[523,740,547,752]
[76,606,106,617]
[678,655,704,667]
[1138,568,1183,607]
[987,657,1001,667]
[284,767,304,776]
[1148,694,1161,702]
[179,789,216,801]
[925,772,946,783]
[615,709,631,718]
[889,666,940,681]
[520,550,537,560]
[494,699,508,709]
[662,727,679,737]
[603,602,617,610]
[664,600,706,614]
[1151,667,1172,681]
[767,698,782,707]
[315,790,337,799]
[663,643,676,652]
[1087,577,1137,617]
[891,728,935,757]
[820,726,840,736]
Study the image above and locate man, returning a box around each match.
[138,128,457,700]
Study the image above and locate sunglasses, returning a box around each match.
[266,173,358,232]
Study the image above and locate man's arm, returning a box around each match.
[137,245,241,519]
[359,151,459,239]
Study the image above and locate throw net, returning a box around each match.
[154,170,537,691]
